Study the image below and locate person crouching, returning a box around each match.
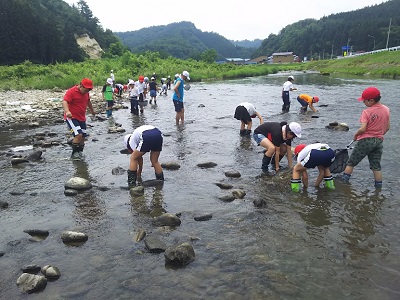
[124,125,164,188]
[291,143,335,192]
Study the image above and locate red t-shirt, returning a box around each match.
[358,103,390,140]
[63,85,90,121]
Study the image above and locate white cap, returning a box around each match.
[175,73,179,78]
[288,122,301,138]
[288,75,294,81]
[182,71,190,80]
[111,70,113,72]
[123,134,132,148]
[151,77,155,80]
[106,78,113,85]
[128,80,135,85]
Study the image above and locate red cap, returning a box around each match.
[358,87,380,101]
[138,75,144,83]
[81,78,93,89]
[294,144,307,156]
[313,96,319,103]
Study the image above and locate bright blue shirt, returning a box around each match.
[172,77,184,102]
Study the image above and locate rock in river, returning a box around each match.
[64,177,92,191]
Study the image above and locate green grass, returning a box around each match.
[0,50,398,91]
[303,50,400,78]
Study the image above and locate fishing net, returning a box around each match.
[329,148,349,173]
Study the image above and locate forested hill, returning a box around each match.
[0,0,118,65]
[114,22,255,61]
[252,0,400,60]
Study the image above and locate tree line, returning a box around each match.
[0,0,118,65]
[252,0,400,60]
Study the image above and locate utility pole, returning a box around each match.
[347,38,351,56]
[386,18,392,49]
[331,44,334,59]
[368,35,376,51]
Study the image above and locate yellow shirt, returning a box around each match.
[299,94,313,104]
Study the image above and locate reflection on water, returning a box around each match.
[1,73,400,299]
[72,159,106,224]
[130,185,166,217]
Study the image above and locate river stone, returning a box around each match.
[141,179,164,187]
[16,273,47,293]
[218,194,236,202]
[120,148,131,154]
[135,228,147,242]
[197,161,217,168]
[41,265,61,279]
[21,264,42,274]
[0,251,5,257]
[9,190,25,195]
[253,198,267,208]
[164,242,195,266]
[64,177,92,191]
[161,161,181,170]
[144,235,167,253]
[153,213,181,227]
[61,231,88,244]
[215,182,233,189]
[108,126,126,133]
[25,150,43,161]
[0,200,9,208]
[232,189,246,199]
[23,229,49,237]
[224,170,241,178]
[326,122,349,131]
[111,166,126,175]
[64,189,78,196]
[194,214,212,221]
[11,157,29,165]
[129,185,144,196]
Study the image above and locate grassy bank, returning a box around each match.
[303,50,400,78]
[0,52,300,91]
[0,50,398,91]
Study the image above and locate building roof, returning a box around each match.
[272,52,294,56]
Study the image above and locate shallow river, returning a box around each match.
[1,72,400,299]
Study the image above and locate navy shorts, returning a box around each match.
[106,100,113,108]
[150,90,157,97]
[173,100,184,112]
[66,118,87,137]
[138,128,163,152]
[297,97,308,107]
[302,148,335,168]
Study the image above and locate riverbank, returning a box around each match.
[0,87,108,128]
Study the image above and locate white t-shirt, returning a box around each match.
[129,85,138,97]
[297,143,331,165]
[128,125,156,150]
[135,81,146,94]
[239,102,257,116]
[282,80,293,92]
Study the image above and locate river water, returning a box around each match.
[1,72,399,299]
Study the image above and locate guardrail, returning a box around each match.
[338,45,400,59]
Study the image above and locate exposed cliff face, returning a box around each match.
[75,34,104,59]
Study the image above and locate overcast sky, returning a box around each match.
[64,0,389,41]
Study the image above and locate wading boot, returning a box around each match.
[127,170,137,188]
[261,155,275,176]
[291,179,302,192]
[155,172,164,181]
[324,176,335,190]
[71,143,84,159]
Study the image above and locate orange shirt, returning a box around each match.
[298,94,313,105]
